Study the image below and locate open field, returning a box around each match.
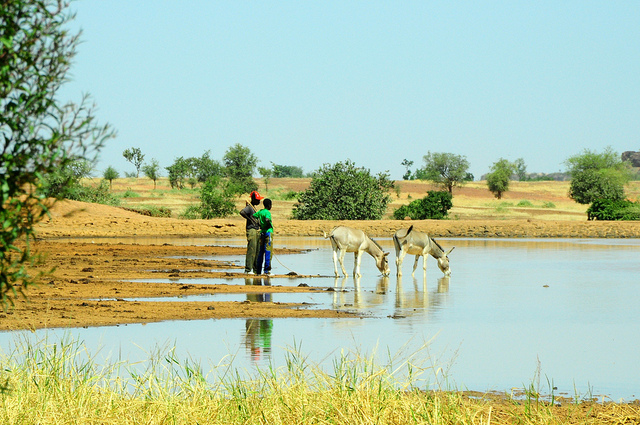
[95,177,640,222]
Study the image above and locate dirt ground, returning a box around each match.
[3,179,640,332]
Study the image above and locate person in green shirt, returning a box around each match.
[253,198,273,275]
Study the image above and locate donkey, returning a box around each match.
[324,226,390,277]
[393,225,454,277]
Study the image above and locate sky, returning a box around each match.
[58,1,640,180]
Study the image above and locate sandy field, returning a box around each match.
[3,179,640,331]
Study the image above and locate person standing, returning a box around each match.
[253,198,274,275]
[239,190,263,274]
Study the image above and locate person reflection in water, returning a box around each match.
[244,277,273,361]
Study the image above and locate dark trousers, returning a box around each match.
[245,228,260,273]
[257,232,272,274]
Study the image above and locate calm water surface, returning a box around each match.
[1,237,639,400]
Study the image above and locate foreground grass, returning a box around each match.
[1,337,638,424]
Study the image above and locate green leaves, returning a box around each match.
[292,160,393,220]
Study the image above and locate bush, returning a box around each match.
[516,200,534,207]
[587,199,640,221]
[179,205,202,220]
[199,177,235,219]
[292,161,393,220]
[393,191,453,220]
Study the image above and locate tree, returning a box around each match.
[258,166,272,191]
[123,147,145,178]
[401,159,414,180]
[565,147,632,204]
[103,166,120,189]
[419,152,470,193]
[1,1,113,305]
[195,151,223,183]
[514,158,528,181]
[223,144,257,195]
[292,160,394,220]
[486,158,515,199]
[271,163,304,178]
[142,159,161,189]
[199,177,236,219]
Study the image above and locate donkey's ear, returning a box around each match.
[383,252,390,257]
[446,247,455,255]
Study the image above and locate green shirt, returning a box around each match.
[253,209,273,233]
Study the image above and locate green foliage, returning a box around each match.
[393,191,453,220]
[199,177,236,219]
[179,205,202,220]
[102,166,119,189]
[516,200,534,207]
[565,147,632,204]
[166,156,195,189]
[258,166,272,190]
[401,159,414,180]
[292,160,393,220]
[514,158,528,181]
[195,151,223,183]
[271,163,304,178]
[41,159,93,199]
[223,144,257,194]
[120,189,139,198]
[1,1,114,304]
[418,152,470,193]
[122,147,145,178]
[142,159,161,189]
[486,158,515,199]
[542,201,556,208]
[587,199,640,221]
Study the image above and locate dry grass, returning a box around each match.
[90,177,640,222]
[1,336,638,424]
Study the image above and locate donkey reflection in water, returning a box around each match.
[324,226,390,277]
[393,225,454,277]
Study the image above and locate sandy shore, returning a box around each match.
[1,199,638,331]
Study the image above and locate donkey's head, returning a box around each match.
[376,252,391,276]
[435,246,455,277]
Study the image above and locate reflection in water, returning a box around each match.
[244,277,273,362]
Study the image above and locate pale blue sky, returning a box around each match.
[59,1,640,180]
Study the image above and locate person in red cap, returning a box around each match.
[239,191,263,274]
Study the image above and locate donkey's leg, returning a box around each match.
[332,248,340,277]
[354,251,362,277]
[396,248,407,276]
[411,255,421,276]
[338,248,348,277]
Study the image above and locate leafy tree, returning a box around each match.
[123,147,145,178]
[166,156,196,189]
[419,152,470,193]
[271,163,304,178]
[199,177,236,219]
[514,158,528,181]
[1,0,113,304]
[393,191,453,220]
[401,159,414,180]
[103,166,119,189]
[195,151,223,183]
[486,158,515,199]
[292,160,394,220]
[565,147,632,204]
[258,166,272,191]
[223,144,257,195]
[142,159,161,189]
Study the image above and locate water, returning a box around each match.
[1,237,639,401]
